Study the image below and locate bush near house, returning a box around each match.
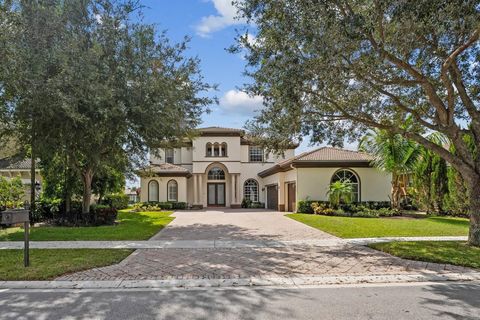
[132,201,187,212]
[100,193,129,210]
[241,198,265,209]
[297,200,397,218]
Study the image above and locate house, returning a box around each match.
[125,188,140,203]
[138,127,391,211]
[0,158,42,203]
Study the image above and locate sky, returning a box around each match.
[138,0,356,154]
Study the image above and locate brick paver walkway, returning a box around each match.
[57,245,473,281]
[150,209,335,241]
[55,210,475,282]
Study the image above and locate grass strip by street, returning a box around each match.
[369,241,480,270]
[287,214,469,238]
[0,249,133,280]
[0,210,174,241]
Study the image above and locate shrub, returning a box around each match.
[32,198,62,223]
[132,201,185,212]
[90,204,117,225]
[297,200,315,214]
[101,193,129,210]
[241,198,265,209]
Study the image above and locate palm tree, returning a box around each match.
[327,180,353,208]
[359,129,420,209]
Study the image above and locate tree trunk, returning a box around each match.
[81,168,94,214]
[467,179,480,246]
[391,173,400,209]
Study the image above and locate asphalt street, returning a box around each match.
[1,281,479,320]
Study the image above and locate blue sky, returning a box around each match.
[138,0,352,153]
[139,1,261,126]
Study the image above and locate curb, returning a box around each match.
[2,272,480,290]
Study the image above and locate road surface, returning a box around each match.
[1,281,479,319]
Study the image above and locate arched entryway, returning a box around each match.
[207,166,226,206]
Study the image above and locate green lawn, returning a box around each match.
[0,249,133,280]
[287,214,469,238]
[369,241,480,269]
[0,210,174,241]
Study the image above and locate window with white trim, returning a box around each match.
[167,180,178,202]
[148,180,159,202]
[165,148,174,164]
[243,179,259,202]
[249,146,264,162]
[330,169,360,202]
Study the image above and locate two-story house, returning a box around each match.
[138,127,392,211]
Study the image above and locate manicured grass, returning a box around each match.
[369,241,480,269]
[0,249,133,280]
[0,210,174,241]
[287,214,469,238]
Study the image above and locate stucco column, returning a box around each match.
[198,174,203,206]
[193,174,198,204]
[231,174,236,204]
[236,174,240,204]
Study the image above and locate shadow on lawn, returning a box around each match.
[428,216,470,227]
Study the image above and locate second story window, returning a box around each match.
[206,142,227,157]
[249,146,264,162]
[165,148,174,164]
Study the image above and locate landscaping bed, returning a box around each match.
[0,249,133,280]
[287,214,469,238]
[0,210,174,241]
[369,241,480,270]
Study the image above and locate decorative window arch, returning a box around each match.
[208,167,225,180]
[206,143,213,157]
[167,180,178,202]
[330,169,360,202]
[148,180,159,202]
[244,179,259,202]
[221,142,227,157]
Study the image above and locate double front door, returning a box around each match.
[207,183,225,206]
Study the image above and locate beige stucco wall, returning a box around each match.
[140,176,187,203]
[296,167,391,202]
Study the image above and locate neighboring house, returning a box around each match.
[138,127,391,211]
[125,188,139,203]
[0,158,42,203]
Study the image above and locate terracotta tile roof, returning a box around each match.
[258,147,373,178]
[197,127,245,134]
[0,158,40,170]
[138,163,192,177]
[296,147,374,161]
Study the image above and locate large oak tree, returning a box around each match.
[233,0,480,245]
[1,0,214,214]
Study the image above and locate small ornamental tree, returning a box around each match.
[234,1,480,246]
[327,180,353,209]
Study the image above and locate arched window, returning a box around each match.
[167,180,178,202]
[221,142,227,157]
[331,169,360,202]
[208,167,225,180]
[206,143,212,157]
[148,180,159,202]
[213,143,220,157]
[244,179,259,202]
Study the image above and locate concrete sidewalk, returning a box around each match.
[0,236,468,249]
[2,272,480,289]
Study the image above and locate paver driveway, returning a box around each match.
[150,209,335,241]
[58,209,475,282]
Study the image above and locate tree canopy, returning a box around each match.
[234,0,480,245]
[1,0,214,213]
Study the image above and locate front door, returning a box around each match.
[207,183,226,206]
[287,183,296,212]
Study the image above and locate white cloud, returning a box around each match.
[219,89,264,116]
[196,0,246,37]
